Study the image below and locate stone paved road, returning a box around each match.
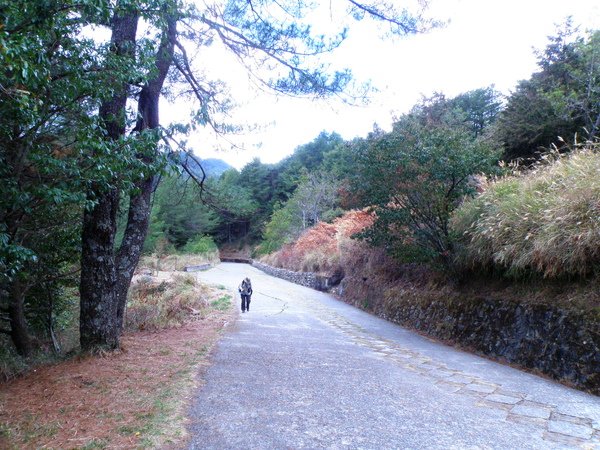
[187,263,600,449]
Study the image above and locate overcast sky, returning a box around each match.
[170,0,600,169]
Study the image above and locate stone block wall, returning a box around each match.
[339,275,600,395]
[252,261,334,291]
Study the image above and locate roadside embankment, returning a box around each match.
[252,261,340,291]
[253,258,600,395]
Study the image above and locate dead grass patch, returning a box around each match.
[0,280,235,449]
[137,252,219,274]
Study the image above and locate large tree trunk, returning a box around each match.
[8,279,34,356]
[115,176,154,328]
[79,7,138,352]
[115,16,177,330]
[80,189,121,350]
[79,6,176,350]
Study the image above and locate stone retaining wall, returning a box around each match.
[339,275,600,395]
[251,261,335,291]
[184,263,212,272]
[249,260,599,394]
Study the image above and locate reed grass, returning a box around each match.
[452,144,600,278]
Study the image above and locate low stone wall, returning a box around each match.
[252,261,335,291]
[184,263,212,272]
[384,297,599,395]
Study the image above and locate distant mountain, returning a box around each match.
[201,158,233,177]
[173,153,233,179]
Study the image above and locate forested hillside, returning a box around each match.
[148,25,600,278]
[0,0,433,376]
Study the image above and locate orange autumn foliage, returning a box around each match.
[261,209,374,274]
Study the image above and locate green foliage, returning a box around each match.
[452,143,600,278]
[450,86,503,138]
[257,170,340,255]
[208,169,260,243]
[256,202,299,255]
[142,174,221,252]
[210,295,231,311]
[494,24,600,160]
[1,0,433,355]
[354,95,501,267]
[182,235,218,255]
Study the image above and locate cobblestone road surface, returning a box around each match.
[187,263,600,449]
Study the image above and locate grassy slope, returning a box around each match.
[452,147,600,279]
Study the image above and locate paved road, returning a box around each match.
[187,263,600,449]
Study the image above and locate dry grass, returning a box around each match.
[126,274,212,330]
[138,252,219,274]
[452,145,600,278]
[0,278,235,450]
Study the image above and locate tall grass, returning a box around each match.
[126,274,211,330]
[138,251,219,273]
[452,144,600,278]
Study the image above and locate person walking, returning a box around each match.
[238,277,253,313]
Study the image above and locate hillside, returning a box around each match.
[174,152,233,178]
[260,209,374,275]
[257,148,600,394]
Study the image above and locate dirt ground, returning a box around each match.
[0,284,236,449]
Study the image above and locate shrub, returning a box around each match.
[452,144,600,278]
[261,209,373,275]
[256,202,299,256]
[182,235,218,256]
[355,114,500,268]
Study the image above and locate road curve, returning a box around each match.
[186,263,600,449]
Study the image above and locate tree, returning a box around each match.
[79,0,164,351]
[152,174,221,248]
[257,169,340,254]
[208,169,260,243]
[450,86,503,138]
[293,170,340,229]
[355,96,501,267]
[494,23,600,161]
[0,0,134,355]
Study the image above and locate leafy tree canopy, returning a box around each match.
[354,95,501,266]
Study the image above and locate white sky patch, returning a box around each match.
[166,0,600,169]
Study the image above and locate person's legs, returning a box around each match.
[246,296,251,312]
[241,295,246,312]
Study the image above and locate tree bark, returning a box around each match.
[80,189,121,350]
[79,6,138,352]
[115,176,154,328]
[115,15,177,330]
[8,279,34,356]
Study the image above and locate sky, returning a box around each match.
[169,0,600,170]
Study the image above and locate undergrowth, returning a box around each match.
[138,251,219,273]
[126,274,212,330]
[261,209,373,275]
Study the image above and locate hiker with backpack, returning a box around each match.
[238,277,253,313]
